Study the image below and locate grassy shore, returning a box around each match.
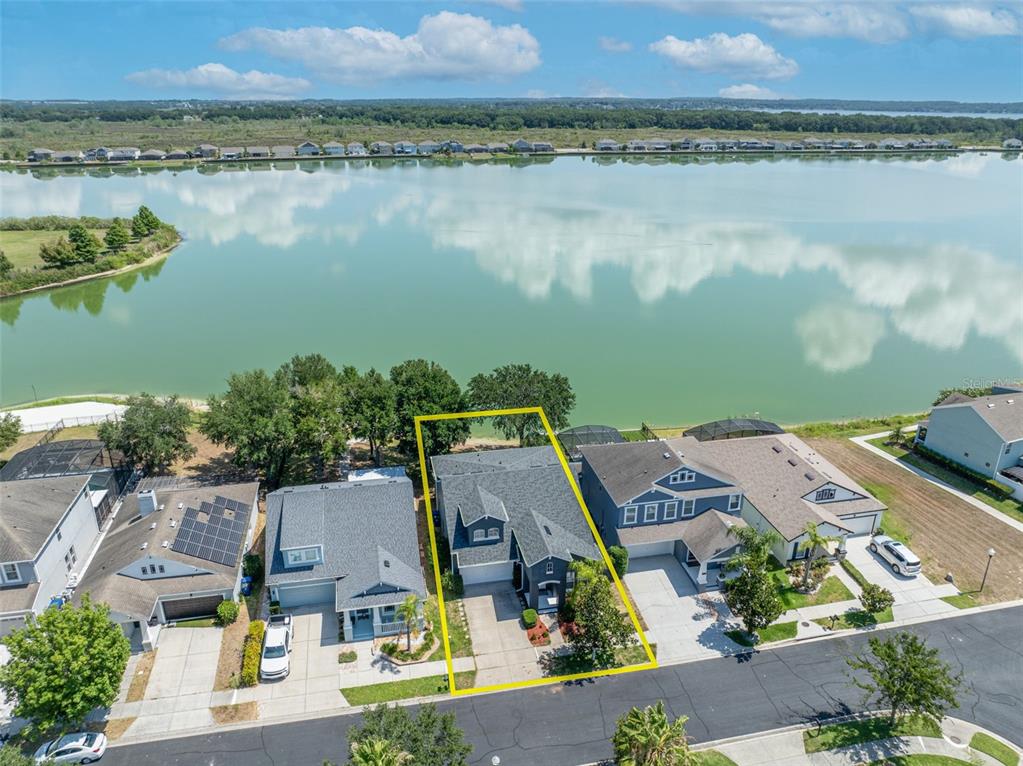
[0,228,108,270]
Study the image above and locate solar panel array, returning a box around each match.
[170,495,251,567]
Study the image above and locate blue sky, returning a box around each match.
[2,1,1021,102]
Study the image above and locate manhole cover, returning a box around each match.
[801,621,810,627]
[950,737,962,745]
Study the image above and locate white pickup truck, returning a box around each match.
[260,613,294,681]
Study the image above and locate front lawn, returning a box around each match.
[538,640,656,676]
[941,593,980,609]
[694,751,738,766]
[813,607,894,631]
[970,733,1020,766]
[341,671,476,705]
[426,595,473,661]
[725,621,797,647]
[803,715,941,753]
[772,570,854,610]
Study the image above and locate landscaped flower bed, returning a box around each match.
[527,622,550,646]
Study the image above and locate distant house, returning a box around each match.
[265,476,427,641]
[803,138,825,149]
[370,141,393,156]
[432,447,600,612]
[675,138,695,151]
[296,141,320,156]
[394,141,418,155]
[443,140,465,153]
[770,141,790,151]
[879,139,906,150]
[219,147,243,161]
[487,142,509,153]
[109,147,141,161]
[272,145,296,158]
[417,141,441,154]
[717,139,737,151]
[1003,138,1023,150]
[247,146,271,158]
[28,148,54,162]
[696,140,718,152]
[52,150,84,163]
[596,139,620,151]
[916,391,1023,498]
[322,141,346,156]
[788,141,804,150]
[165,150,189,160]
[464,144,487,154]
[532,141,554,152]
[511,138,534,152]
[139,149,166,161]
[194,144,218,158]
[346,142,368,156]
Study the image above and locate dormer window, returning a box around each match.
[623,506,638,524]
[285,546,322,566]
[2,563,21,583]
[814,487,836,502]
[670,470,695,484]
[487,528,500,540]
[644,504,658,522]
[472,529,485,542]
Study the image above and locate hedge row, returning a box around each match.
[240,620,265,687]
[840,559,871,590]
[913,443,1015,499]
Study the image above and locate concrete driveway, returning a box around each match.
[845,538,959,619]
[623,555,742,662]
[462,582,544,687]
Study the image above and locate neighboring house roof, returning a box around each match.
[323,142,344,148]
[619,509,748,561]
[265,477,426,612]
[247,146,270,154]
[936,392,976,406]
[434,448,600,569]
[933,394,1023,443]
[0,578,40,614]
[0,476,89,561]
[73,482,259,622]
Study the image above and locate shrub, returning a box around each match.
[240,620,265,686]
[441,570,463,599]
[860,583,896,614]
[338,650,358,664]
[608,545,629,577]
[522,608,538,628]
[841,559,871,589]
[243,553,264,580]
[268,601,281,615]
[217,600,240,625]
[913,443,1014,499]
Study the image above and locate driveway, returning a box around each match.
[845,537,960,619]
[623,555,741,662]
[462,582,544,687]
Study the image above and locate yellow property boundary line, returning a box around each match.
[414,405,657,697]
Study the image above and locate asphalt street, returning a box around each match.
[105,606,1023,766]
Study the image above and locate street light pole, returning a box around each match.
[980,548,996,592]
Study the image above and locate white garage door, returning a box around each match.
[459,561,514,585]
[841,514,880,537]
[278,581,335,608]
[626,540,675,558]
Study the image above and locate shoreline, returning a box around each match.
[0,232,182,299]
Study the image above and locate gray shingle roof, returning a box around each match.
[266,477,426,612]
[936,394,1023,443]
[578,441,685,506]
[0,476,89,561]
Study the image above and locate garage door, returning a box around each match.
[626,540,675,558]
[162,594,224,621]
[841,513,880,536]
[459,560,514,586]
[278,581,335,608]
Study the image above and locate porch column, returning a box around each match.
[372,606,383,636]
[698,562,708,585]
[342,610,353,642]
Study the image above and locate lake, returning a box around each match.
[2,153,1021,428]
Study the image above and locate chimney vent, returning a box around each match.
[138,489,159,517]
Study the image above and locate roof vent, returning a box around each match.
[543,525,552,535]
[162,540,169,548]
[1008,399,1015,404]
[787,457,798,466]
[663,452,671,459]
[170,519,176,528]
[140,542,148,550]
[772,445,783,453]
[149,522,157,530]
[177,502,184,510]
[383,560,390,568]
[987,403,995,408]
[804,472,815,481]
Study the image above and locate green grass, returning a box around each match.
[870,757,974,766]
[725,621,798,647]
[813,607,894,631]
[867,438,1023,524]
[540,640,656,675]
[426,595,473,661]
[970,733,1020,766]
[789,413,925,440]
[694,751,738,766]
[803,715,941,753]
[840,559,871,589]
[340,671,475,705]
[170,617,216,628]
[941,593,980,609]
[620,430,648,442]
[772,571,855,610]
[0,228,108,269]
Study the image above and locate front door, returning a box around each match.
[352,608,374,640]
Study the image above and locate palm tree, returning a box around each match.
[397,594,421,652]
[724,525,780,574]
[796,522,842,590]
[888,427,904,446]
[349,738,412,766]
[612,701,696,766]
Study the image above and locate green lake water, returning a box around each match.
[1,154,1021,428]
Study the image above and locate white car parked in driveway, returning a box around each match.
[869,534,921,576]
[260,613,293,681]
[34,732,107,763]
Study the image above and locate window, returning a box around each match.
[566,569,575,582]
[623,506,638,524]
[472,529,485,542]
[487,528,500,540]
[681,499,695,517]
[303,548,319,561]
[813,488,835,503]
[644,504,658,522]
[64,546,77,572]
[2,563,20,583]
[157,565,165,574]
[545,561,554,575]
[670,470,696,484]
[664,501,678,520]
[728,494,742,511]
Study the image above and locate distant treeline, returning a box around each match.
[2,100,1020,140]
[0,215,116,231]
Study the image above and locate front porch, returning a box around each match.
[340,602,423,642]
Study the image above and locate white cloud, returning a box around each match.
[909,4,1020,38]
[649,32,798,79]
[220,12,541,85]
[473,0,524,10]
[125,62,310,99]
[747,3,910,43]
[719,83,782,99]
[795,306,887,372]
[599,36,633,53]
[0,172,81,217]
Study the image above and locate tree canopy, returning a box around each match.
[467,363,576,445]
[723,526,784,638]
[612,701,696,766]
[98,392,196,472]
[348,369,397,466]
[0,412,21,452]
[104,217,131,252]
[390,359,469,458]
[567,561,634,669]
[66,224,101,263]
[347,703,472,766]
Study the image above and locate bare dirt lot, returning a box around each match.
[810,438,1023,604]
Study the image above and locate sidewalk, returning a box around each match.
[851,431,1023,534]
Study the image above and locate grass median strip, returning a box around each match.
[813,607,894,631]
[803,715,941,753]
[941,593,980,609]
[725,621,797,647]
[870,756,973,766]
[970,733,1020,766]
[694,751,739,766]
[341,671,477,705]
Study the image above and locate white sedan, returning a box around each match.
[34,732,107,763]
[869,534,922,576]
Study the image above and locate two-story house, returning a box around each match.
[1,476,103,638]
[265,475,426,642]
[580,432,886,586]
[432,446,600,613]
